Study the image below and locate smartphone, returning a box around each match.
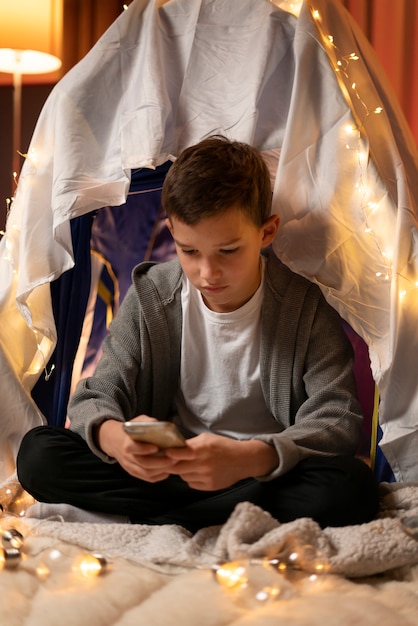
[123,421,186,449]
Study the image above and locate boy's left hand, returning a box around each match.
[165,432,279,490]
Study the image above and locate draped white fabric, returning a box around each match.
[0,0,417,483]
[272,0,418,481]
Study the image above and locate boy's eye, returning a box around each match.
[220,248,239,255]
[179,247,239,256]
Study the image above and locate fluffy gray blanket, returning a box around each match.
[25,482,418,578]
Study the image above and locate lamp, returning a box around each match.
[0,0,63,180]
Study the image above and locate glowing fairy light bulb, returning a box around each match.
[32,331,56,381]
[376,270,391,281]
[274,544,331,576]
[358,150,368,166]
[35,548,65,580]
[0,547,21,570]
[27,147,40,165]
[74,553,108,578]
[9,489,35,517]
[267,557,288,573]
[343,123,362,151]
[312,9,320,20]
[49,549,63,561]
[268,0,303,16]
[310,555,330,575]
[214,558,295,608]
[287,551,299,566]
[214,560,248,589]
[254,585,280,603]
[35,562,50,581]
[2,528,24,550]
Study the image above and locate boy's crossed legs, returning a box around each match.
[17,426,379,534]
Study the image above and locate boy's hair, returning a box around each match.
[162,136,272,227]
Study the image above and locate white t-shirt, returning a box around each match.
[174,260,280,439]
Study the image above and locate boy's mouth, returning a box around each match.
[201,285,226,293]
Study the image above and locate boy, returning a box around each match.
[17,136,379,532]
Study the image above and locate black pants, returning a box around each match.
[17,426,379,533]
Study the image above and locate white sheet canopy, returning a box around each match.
[0,0,417,483]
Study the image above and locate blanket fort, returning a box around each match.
[0,0,417,484]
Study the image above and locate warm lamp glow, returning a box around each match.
[0,0,63,180]
[0,0,63,76]
[0,49,61,75]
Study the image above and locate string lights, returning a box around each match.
[0,521,108,579]
[33,330,56,381]
[0,482,333,608]
[309,5,418,306]
[342,121,394,284]
[269,0,303,18]
[212,545,331,607]
[0,481,109,581]
[1,143,57,382]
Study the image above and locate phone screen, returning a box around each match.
[123,421,186,448]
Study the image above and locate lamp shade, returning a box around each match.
[0,0,63,78]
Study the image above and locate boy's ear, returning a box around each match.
[165,217,173,234]
[261,214,280,247]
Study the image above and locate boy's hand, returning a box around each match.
[98,421,279,488]
[97,417,180,482]
[165,432,279,490]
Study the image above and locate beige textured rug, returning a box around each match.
[1,482,418,625]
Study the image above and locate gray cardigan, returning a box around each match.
[69,249,363,478]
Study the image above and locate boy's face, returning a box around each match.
[165,206,279,313]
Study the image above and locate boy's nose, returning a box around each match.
[200,258,221,281]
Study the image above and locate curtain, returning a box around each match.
[62,0,124,75]
[342,0,418,144]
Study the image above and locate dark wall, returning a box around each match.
[0,83,54,230]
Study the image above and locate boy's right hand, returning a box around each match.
[97,417,179,482]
